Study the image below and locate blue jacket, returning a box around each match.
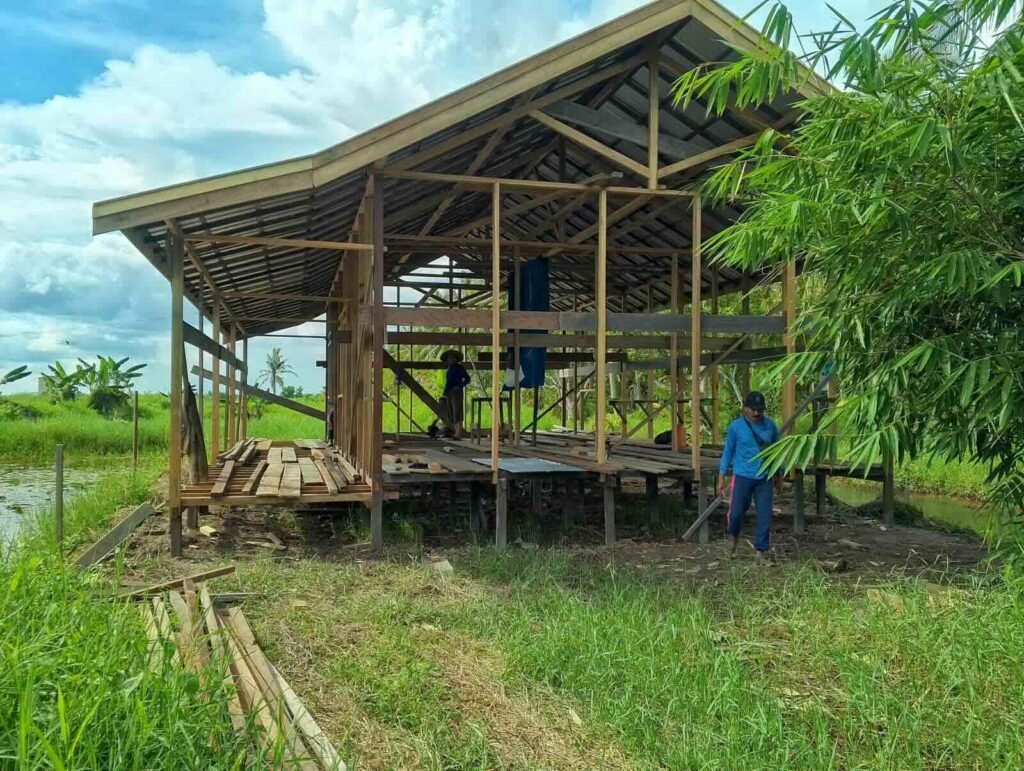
[444,363,471,395]
[719,416,779,479]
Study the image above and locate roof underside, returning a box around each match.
[96,1,817,337]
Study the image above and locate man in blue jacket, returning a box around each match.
[717,391,783,564]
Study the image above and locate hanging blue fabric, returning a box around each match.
[505,257,549,389]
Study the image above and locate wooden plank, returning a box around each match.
[280,464,302,498]
[267,447,283,464]
[190,365,326,421]
[210,460,236,497]
[270,662,347,771]
[312,458,340,494]
[240,460,268,495]
[280,446,297,463]
[238,440,259,465]
[256,439,272,452]
[183,322,245,372]
[298,457,322,486]
[185,232,372,252]
[198,586,246,734]
[256,464,284,497]
[124,565,236,598]
[75,502,155,568]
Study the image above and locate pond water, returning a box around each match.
[0,462,101,542]
[828,478,995,536]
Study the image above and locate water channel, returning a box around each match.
[0,462,102,542]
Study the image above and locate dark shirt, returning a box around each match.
[444,363,471,395]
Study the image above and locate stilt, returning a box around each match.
[683,481,693,507]
[793,471,806,534]
[815,470,827,516]
[603,474,616,546]
[697,481,709,544]
[186,506,198,530]
[563,478,578,529]
[167,223,184,558]
[495,478,508,551]
[448,483,458,521]
[370,491,383,551]
[645,474,659,512]
[882,449,895,527]
[531,479,542,514]
[470,481,482,536]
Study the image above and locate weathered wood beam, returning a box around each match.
[540,100,690,160]
[530,110,648,178]
[183,321,246,372]
[382,169,693,197]
[386,331,728,349]
[190,366,325,420]
[657,133,760,180]
[184,233,373,252]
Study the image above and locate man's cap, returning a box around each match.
[744,391,767,410]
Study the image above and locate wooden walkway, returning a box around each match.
[180,439,376,506]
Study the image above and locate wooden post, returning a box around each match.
[646,285,655,440]
[882,448,895,527]
[603,474,616,546]
[647,54,660,190]
[595,187,608,463]
[371,173,386,551]
[710,270,720,445]
[197,302,204,440]
[793,470,806,533]
[691,196,708,543]
[670,252,680,452]
[240,337,248,440]
[210,304,221,463]
[55,444,63,554]
[513,248,522,446]
[491,182,502,485]
[495,478,508,551]
[132,391,139,470]
[782,259,797,424]
[168,227,184,557]
[470,481,481,537]
[572,293,580,434]
[226,325,236,447]
[740,272,752,396]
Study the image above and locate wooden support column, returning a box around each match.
[490,180,503,542]
[882,448,895,527]
[740,272,752,396]
[691,196,708,543]
[210,305,221,463]
[595,188,608,464]
[647,55,660,190]
[240,337,248,440]
[794,470,806,532]
[168,228,184,557]
[782,259,797,424]
[513,248,522,446]
[225,326,235,447]
[670,253,681,452]
[604,474,616,547]
[197,301,204,439]
[371,173,386,551]
[646,285,655,439]
[710,270,720,445]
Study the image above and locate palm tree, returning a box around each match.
[259,347,294,395]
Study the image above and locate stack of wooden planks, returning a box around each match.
[136,567,344,770]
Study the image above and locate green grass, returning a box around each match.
[0,458,260,769]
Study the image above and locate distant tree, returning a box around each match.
[77,356,147,416]
[672,1,1024,512]
[0,365,31,390]
[40,362,88,404]
[258,348,294,395]
[281,384,305,398]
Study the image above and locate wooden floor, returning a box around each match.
[180,439,376,506]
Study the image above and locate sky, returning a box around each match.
[0,0,889,395]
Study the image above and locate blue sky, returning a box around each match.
[0,0,888,396]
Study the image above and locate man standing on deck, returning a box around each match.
[442,350,471,440]
[717,391,783,565]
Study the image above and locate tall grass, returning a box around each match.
[0,460,252,768]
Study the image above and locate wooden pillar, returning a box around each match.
[226,325,236,447]
[647,54,660,190]
[740,272,752,396]
[572,293,580,434]
[646,285,655,440]
[882,449,895,527]
[490,182,502,486]
[710,270,720,445]
[603,474,616,547]
[495,478,508,551]
[645,474,658,512]
[168,228,184,557]
[691,196,708,544]
[210,304,221,462]
[240,337,248,440]
[782,259,797,424]
[793,470,806,533]
[670,252,680,452]
[371,173,386,551]
[595,188,608,463]
[470,481,482,537]
[197,301,204,438]
[513,248,522,445]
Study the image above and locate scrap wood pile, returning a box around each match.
[181,438,368,503]
[133,566,345,770]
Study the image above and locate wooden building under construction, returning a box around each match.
[92,0,864,557]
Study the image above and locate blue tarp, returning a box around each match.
[505,257,549,389]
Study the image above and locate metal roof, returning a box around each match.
[92,0,829,337]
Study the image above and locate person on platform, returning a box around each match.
[717,391,783,565]
[442,350,471,440]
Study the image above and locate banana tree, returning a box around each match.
[77,356,147,416]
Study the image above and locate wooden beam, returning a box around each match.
[190,366,325,420]
[371,174,385,549]
[168,226,184,557]
[690,195,705,536]
[782,258,797,423]
[387,331,724,349]
[596,187,608,463]
[75,503,155,568]
[491,182,502,484]
[647,56,660,189]
[382,169,693,197]
[529,110,648,178]
[670,252,680,452]
[385,231,691,256]
[184,232,373,252]
[220,290,347,304]
[182,322,245,371]
[210,302,221,462]
[658,133,760,180]
[539,100,690,159]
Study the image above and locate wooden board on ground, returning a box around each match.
[280,464,301,498]
[311,458,339,494]
[238,441,259,465]
[267,447,283,464]
[281,446,298,463]
[294,439,327,450]
[257,464,284,497]
[211,460,236,497]
[297,458,322,487]
[256,439,272,452]
[75,502,155,568]
[241,461,268,495]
